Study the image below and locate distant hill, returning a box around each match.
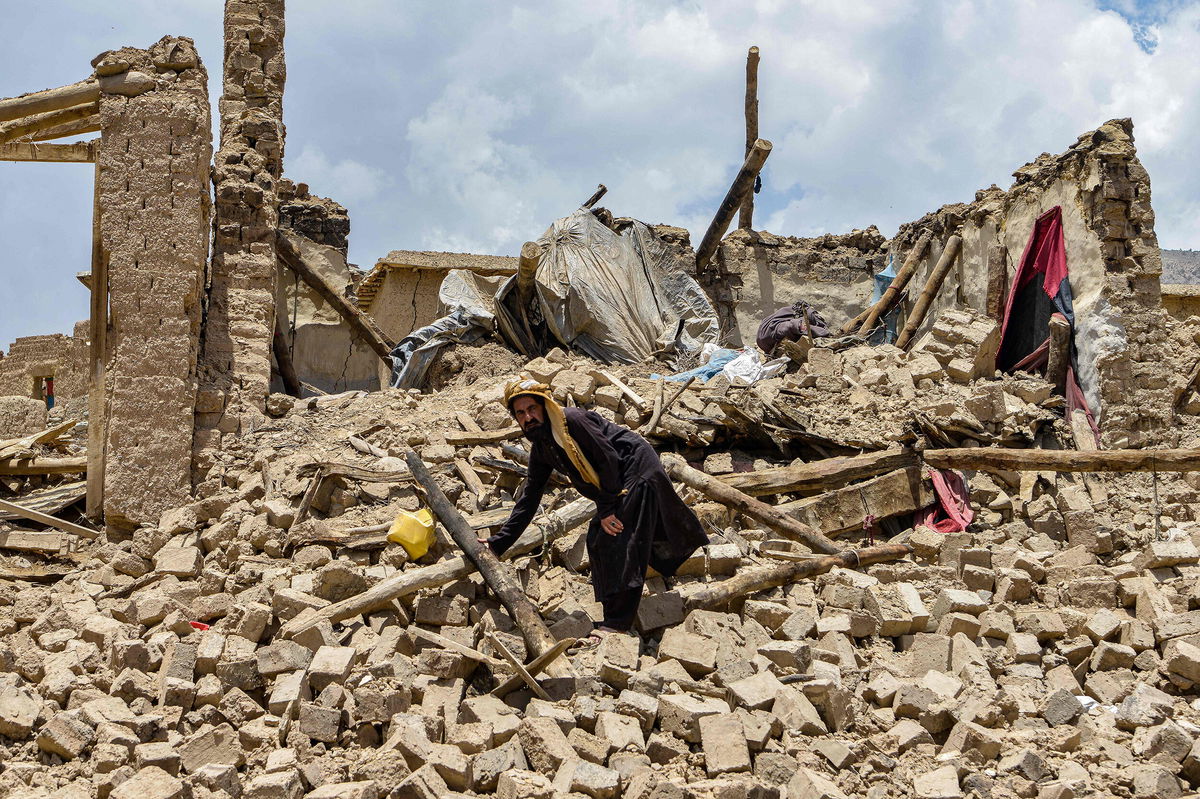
[1163,249,1200,284]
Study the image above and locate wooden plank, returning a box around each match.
[0,141,95,163]
[23,114,100,143]
[276,230,397,363]
[922,447,1200,473]
[487,632,550,700]
[0,481,85,520]
[718,450,917,497]
[492,636,576,698]
[0,498,99,539]
[0,79,99,123]
[411,627,504,667]
[0,420,77,460]
[776,467,933,536]
[0,530,65,553]
[87,152,108,521]
[598,370,648,411]
[0,456,87,476]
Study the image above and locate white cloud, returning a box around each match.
[1,0,1198,350]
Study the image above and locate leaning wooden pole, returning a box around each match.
[0,79,100,123]
[272,314,303,397]
[0,103,99,146]
[845,231,933,336]
[581,184,607,209]
[738,46,760,231]
[1046,313,1071,395]
[85,154,107,521]
[894,234,963,349]
[923,447,1200,473]
[685,544,912,610]
[276,231,397,364]
[661,453,840,555]
[695,139,772,271]
[402,449,573,678]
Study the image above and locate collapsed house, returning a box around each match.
[2,4,1200,799]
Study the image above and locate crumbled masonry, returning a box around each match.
[4,3,1200,798]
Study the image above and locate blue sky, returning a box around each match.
[1,0,1197,350]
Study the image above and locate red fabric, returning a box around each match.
[1066,366,1102,447]
[915,469,974,533]
[1000,206,1068,342]
[1011,337,1050,372]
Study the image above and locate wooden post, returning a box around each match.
[845,231,932,336]
[280,497,594,638]
[985,243,1008,321]
[894,234,963,349]
[660,453,840,554]
[0,79,100,123]
[695,139,772,271]
[582,184,607,209]
[684,543,911,610]
[276,231,397,364]
[921,447,1200,473]
[0,102,100,146]
[738,46,760,231]
[86,153,107,522]
[517,241,540,306]
[402,449,572,678]
[1046,313,1071,395]
[272,313,302,397]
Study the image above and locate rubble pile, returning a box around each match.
[1,310,1200,799]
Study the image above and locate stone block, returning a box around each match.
[245,769,305,799]
[913,765,963,799]
[518,717,575,772]
[786,767,848,799]
[771,686,827,736]
[0,685,40,738]
[468,739,527,792]
[727,669,784,711]
[699,713,750,776]
[496,768,554,799]
[256,640,313,678]
[595,710,645,751]
[36,711,95,760]
[658,694,730,742]
[110,767,187,799]
[134,741,181,776]
[309,645,355,692]
[305,782,380,799]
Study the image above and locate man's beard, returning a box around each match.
[524,419,550,440]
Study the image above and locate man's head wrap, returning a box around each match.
[504,376,600,488]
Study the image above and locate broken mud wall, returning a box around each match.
[195,0,286,481]
[273,205,379,394]
[279,178,350,254]
[706,227,887,347]
[93,38,213,528]
[892,119,1171,447]
[1163,284,1200,323]
[0,326,88,403]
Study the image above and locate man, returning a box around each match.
[483,377,707,645]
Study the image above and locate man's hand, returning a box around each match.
[600,514,624,536]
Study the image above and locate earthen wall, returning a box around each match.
[94,37,213,528]
[0,327,88,402]
[195,0,286,480]
[892,119,1170,446]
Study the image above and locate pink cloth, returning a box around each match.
[1000,205,1068,344]
[915,468,974,534]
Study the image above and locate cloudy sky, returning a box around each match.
[1,0,1197,349]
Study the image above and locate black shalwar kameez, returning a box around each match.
[487,407,708,630]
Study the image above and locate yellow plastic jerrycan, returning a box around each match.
[387,508,435,559]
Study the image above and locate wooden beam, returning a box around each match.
[776,467,933,536]
[0,456,87,476]
[845,231,933,336]
[0,498,99,539]
[22,114,101,143]
[581,184,607,209]
[86,153,107,521]
[279,497,595,638]
[444,428,523,446]
[276,231,397,364]
[1046,313,1071,395]
[683,543,912,611]
[695,139,772,271]
[401,449,572,679]
[738,46,760,231]
[985,243,1008,321]
[922,447,1200,473]
[660,453,840,555]
[718,450,918,497]
[0,141,95,163]
[895,234,963,349]
[0,102,99,146]
[0,79,99,124]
